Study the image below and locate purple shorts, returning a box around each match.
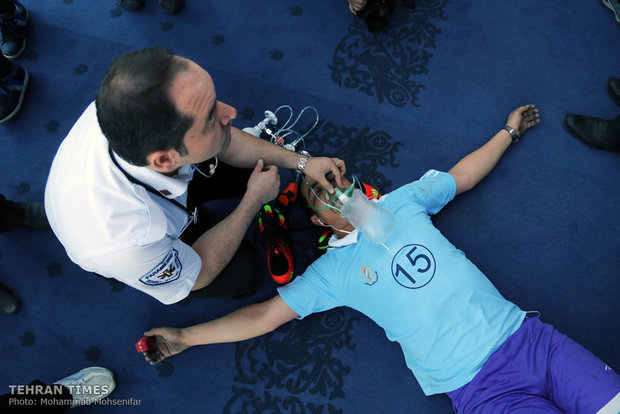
[447,317,620,413]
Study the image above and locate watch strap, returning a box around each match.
[295,150,310,174]
[503,125,519,143]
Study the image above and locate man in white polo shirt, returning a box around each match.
[44,47,345,305]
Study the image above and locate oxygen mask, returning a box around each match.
[303,174,359,214]
[304,175,396,246]
[323,180,357,212]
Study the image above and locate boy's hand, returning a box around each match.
[141,327,189,365]
[507,104,541,138]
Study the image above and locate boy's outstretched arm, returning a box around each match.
[448,104,541,196]
[142,295,298,365]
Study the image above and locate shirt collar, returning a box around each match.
[325,198,384,248]
[327,229,359,248]
[111,151,193,199]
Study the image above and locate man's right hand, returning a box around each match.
[245,159,281,207]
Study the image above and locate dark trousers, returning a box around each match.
[1,380,72,413]
[184,160,264,299]
[0,0,15,14]
[0,194,24,233]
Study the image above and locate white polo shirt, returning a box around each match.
[45,102,202,304]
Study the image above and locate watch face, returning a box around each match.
[296,152,310,172]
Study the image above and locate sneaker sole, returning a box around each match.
[3,38,27,60]
[602,0,620,24]
[0,68,29,123]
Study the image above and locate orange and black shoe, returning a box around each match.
[360,181,381,200]
[277,181,298,207]
[257,182,298,284]
[317,229,332,251]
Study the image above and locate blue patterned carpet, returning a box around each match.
[1,1,619,413]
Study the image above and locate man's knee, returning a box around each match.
[191,240,264,299]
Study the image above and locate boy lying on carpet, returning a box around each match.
[140,105,620,413]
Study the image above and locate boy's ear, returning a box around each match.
[310,215,322,227]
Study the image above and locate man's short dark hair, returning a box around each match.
[95,46,193,166]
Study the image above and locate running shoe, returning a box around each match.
[53,367,116,408]
[0,0,29,60]
[0,63,28,123]
[258,182,298,284]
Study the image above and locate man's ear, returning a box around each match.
[146,149,180,172]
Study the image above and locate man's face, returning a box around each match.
[168,57,237,165]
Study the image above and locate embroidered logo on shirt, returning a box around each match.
[390,244,436,289]
[139,249,182,286]
[361,266,378,286]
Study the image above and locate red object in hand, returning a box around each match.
[135,336,155,353]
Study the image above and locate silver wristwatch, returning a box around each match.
[503,125,519,143]
[295,150,311,174]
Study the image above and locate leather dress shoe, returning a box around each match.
[607,78,620,107]
[0,284,20,314]
[563,113,620,151]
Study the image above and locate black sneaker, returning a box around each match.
[158,0,184,14]
[119,0,145,11]
[0,63,28,123]
[0,0,29,59]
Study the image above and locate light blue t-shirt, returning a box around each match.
[278,170,525,396]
